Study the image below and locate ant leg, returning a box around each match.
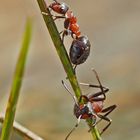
[59,30,63,34]
[59,30,65,43]
[102,105,116,114]
[80,86,109,102]
[53,15,66,20]
[92,69,106,100]
[62,29,72,43]
[65,115,82,140]
[88,88,109,102]
[42,12,48,18]
[79,86,108,101]
[59,30,70,44]
[79,95,89,103]
[80,69,107,100]
[42,11,56,24]
[80,82,107,89]
[96,105,117,135]
[42,12,65,21]
[42,11,52,16]
[62,30,67,43]
[73,65,77,74]
[97,114,112,135]
[97,105,116,123]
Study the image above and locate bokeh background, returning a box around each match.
[0,0,140,139]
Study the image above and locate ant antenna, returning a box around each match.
[92,69,106,99]
[65,115,82,140]
[62,80,78,106]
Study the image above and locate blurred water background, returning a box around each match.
[0,0,140,139]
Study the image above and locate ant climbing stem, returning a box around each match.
[61,80,84,140]
[42,0,91,71]
[62,69,116,139]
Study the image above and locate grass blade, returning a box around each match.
[0,19,33,140]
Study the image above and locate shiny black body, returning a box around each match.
[69,36,91,65]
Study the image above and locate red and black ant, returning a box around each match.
[62,69,116,140]
[47,0,81,41]
[42,0,91,69]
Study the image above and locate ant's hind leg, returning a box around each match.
[96,105,117,135]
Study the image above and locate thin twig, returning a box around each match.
[0,113,44,140]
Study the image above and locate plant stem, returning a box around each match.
[0,113,44,140]
[36,0,102,140]
[0,19,32,140]
[37,0,81,99]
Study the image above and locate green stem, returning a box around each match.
[0,19,32,140]
[37,0,81,99]
[0,113,44,140]
[36,0,102,140]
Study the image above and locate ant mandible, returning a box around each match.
[62,69,116,140]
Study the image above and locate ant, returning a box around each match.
[42,0,91,69]
[62,69,116,140]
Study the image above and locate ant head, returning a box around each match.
[60,3,69,14]
[49,1,69,15]
[74,103,90,119]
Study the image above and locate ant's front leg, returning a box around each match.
[78,95,89,103]
[42,12,65,21]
